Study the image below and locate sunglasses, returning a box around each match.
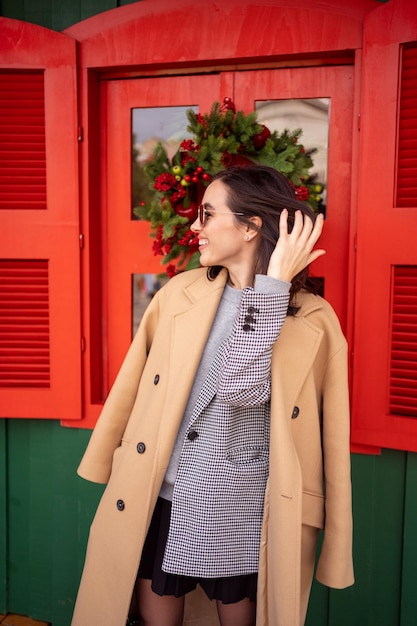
[198,204,245,225]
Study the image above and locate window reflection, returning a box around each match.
[132,273,168,337]
[256,99,329,206]
[131,105,198,332]
[131,106,198,216]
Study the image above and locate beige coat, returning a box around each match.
[72,268,354,626]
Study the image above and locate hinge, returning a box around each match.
[81,337,86,353]
[79,233,84,249]
[78,126,84,142]
[357,114,361,131]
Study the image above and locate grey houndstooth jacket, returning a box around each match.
[162,287,290,577]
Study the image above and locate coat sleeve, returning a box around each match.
[315,340,355,588]
[76,292,161,484]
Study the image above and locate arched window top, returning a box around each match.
[64,0,376,70]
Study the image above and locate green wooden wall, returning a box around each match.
[0,419,104,624]
[2,1,417,625]
[0,0,139,32]
[1,418,417,625]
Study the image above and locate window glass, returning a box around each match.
[131,106,197,334]
[131,105,198,215]
[256,98,329,206]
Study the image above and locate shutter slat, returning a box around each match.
[389,265,417,417]
[0,259,50,388]
[396,44,417,207]
[0,71,47,211]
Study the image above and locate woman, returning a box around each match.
[72,165,354,626]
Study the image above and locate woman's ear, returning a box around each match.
[246,215,262,237]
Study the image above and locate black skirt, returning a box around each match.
[137,497,258,604]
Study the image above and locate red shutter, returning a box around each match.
[0,18,81,419]
[351,0,417,452]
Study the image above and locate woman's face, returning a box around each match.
[190,179,250,274]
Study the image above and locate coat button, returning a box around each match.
[136,442,146,454]
[116,499,125,511]
[154,374,160,385]
[292,406,300,419]
[247,306,259,315]
[187,430,199,441]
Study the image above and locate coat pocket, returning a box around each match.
[111,438,129,474]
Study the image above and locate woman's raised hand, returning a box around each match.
[267,209,325,283]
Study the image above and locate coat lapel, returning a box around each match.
[271,295,324,417]
[164,270,227,427]
[269,294,324,499]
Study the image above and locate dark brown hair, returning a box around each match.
[207,164,322,314]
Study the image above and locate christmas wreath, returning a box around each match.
[134,98,324,278]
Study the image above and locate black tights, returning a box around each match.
[133,578,256,626]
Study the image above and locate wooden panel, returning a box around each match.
[64,0,374,70]
[6,420,104,622]
[319,450,405,626]
[0,0,139,31]
[396,44,417,207]
[0,20,81,419]
[400,452,417,625]
[389,265,417,417]
[305,555,329,625]
[360,451,405,624]
[0,260,50,389]
[0,72,46,210]
[0,421,6,614]
[3,420,414,626]
[351,0,417,452]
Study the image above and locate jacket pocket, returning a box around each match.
[224,404,270,456]
[226,445,269,466]
[302,490,325,529]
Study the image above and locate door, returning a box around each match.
[103,73,233,389]
[236,65,355,329]
[103,66,355,394]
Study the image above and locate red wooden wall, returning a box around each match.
[1,0,417,452]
